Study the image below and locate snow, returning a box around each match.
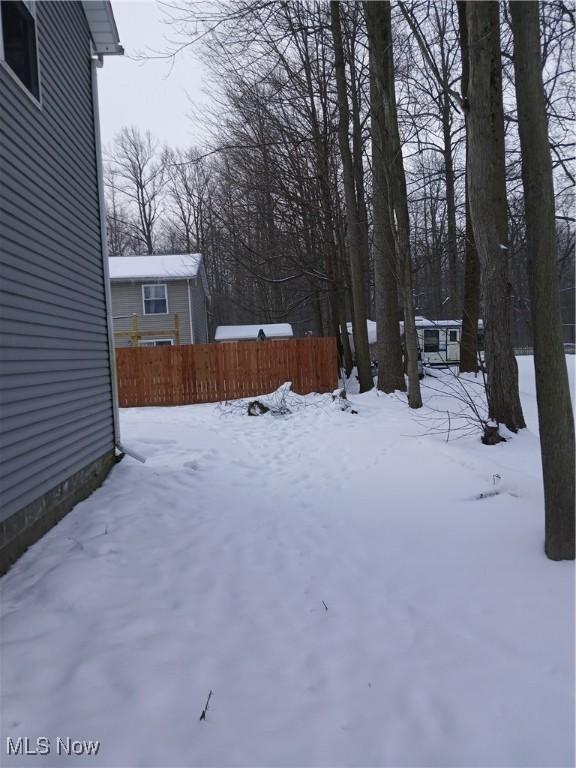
[108,253,202,281]
[1,357,574,767]
[214,323,294,341]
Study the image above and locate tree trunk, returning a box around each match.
[510,1,575,560]
[373,0,422,408]
[457,1,480,374]
[437,21,459,316]
[295,13,352,371]
[442,109,459,315]
[459,196,481,372]
[466,1,525,431]
[365,1,405,393]
[347,22,372,317]
[330,0,373,392]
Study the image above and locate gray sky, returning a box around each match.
[97,1,211,151]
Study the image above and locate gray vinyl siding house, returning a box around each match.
[0,1,122,573]
[109,254,210,347]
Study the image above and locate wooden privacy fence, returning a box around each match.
[115,337,339,407]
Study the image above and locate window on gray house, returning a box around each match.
[1,1,39,99]
[143,284,168,315]
[140,339,173,347]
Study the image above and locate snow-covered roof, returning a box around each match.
[215,324,294,341]
[347,320,377,345]
[410,318,484,329]
[348,317,483,342]
[108,254,202,281]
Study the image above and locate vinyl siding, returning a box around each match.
[110,280,197,346]
[190,280,209,343]
[0,1,115,522]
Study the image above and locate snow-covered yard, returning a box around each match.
[1,357,574,767]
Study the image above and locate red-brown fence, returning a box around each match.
[115,337,339,407]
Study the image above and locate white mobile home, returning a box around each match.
[347,317,484,366]
[409,318,484,366]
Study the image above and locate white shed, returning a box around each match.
[214,323,294,342]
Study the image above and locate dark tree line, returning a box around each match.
[105,1,575,559]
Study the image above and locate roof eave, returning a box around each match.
[110,276,198,282]
[82,1,124,58]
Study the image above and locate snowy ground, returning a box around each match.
[1,357,575,767]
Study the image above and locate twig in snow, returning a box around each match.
[322,600,328,611]
[475,490,501,500]
[199,690,213,721]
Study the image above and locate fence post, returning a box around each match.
[130,314,139,347]
[174,313,180,345]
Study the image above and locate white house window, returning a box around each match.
[139,339,173,347]
[0,1,39,100]
[449,330,458,342]
[423,329,440,353]
[143,284,168,315]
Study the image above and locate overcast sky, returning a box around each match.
[97,1,211,151]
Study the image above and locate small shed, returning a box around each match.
[215,323,294,342]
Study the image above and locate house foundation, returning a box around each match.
[0,451,116,576]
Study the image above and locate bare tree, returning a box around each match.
[510,0,574,560]
[104,167,136,256]
[465,2,525,432]
[398,0,464,317]
[108,127,166,254]
[456,0,480,373]
[164,148,209,253]
[330,0,373,392]
[371,0,422,408]
[365,1,405,393]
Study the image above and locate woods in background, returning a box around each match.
[105,1,574,346]
[104,1,575,555]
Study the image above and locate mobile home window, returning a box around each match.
[143,284,168,315]
[449,330,458,342]
[423,329,439,353]
[0,1,39,99]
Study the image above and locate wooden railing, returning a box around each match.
[114,313,180,346]
[115,337,338,407]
